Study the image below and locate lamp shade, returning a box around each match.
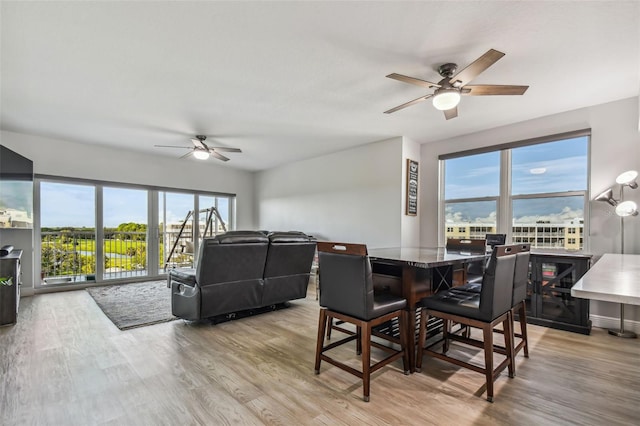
[594,188,617,206]
[616,170,638,189]
[615,200,639,217]
[432,89,461,111]
[193,150,210,160]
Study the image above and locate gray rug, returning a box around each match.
[87,280,177,330]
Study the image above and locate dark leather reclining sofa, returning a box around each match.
[169,230,317,320]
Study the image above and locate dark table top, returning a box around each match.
[368,246,592,269]
[367,247,487,269]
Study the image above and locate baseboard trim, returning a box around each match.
[20,287,35,297]
[590,314,640,334]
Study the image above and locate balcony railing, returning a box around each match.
[41,229,200,284]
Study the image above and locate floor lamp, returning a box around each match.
[594,170,638,338]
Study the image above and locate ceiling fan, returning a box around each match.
[154,135,242,161]
[384,49,529,120]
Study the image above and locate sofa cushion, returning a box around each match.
[216,232,269,245]
[268,231,314,243]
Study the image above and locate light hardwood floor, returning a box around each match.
[1,285,639,425]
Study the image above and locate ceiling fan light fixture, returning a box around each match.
[432,89,461,111]
[193,150,210,160]
[615,200,639,217]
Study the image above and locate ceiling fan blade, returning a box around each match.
[444,107,458,120]
[449,49,505,87]
[210,147,242,153]
[462,84,529,96]
[386,73,440,89]
[191,138,207,150]
[179,151,194,159]
[154,145,191,149]
[210,151,230,162]
[384,94,434,114]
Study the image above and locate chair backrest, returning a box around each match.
[511,244,531,305]
[486,233,507,248]
[446,238,487,252]
[195,232,269,286]
[479,244,518,320]
[316,242,374,320]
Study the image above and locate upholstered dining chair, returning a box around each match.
[416,244,519,402]
[446,238,487,284]
[452,243,531,362]
[314,242,409,402]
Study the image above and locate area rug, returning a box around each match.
[87,280,177,330]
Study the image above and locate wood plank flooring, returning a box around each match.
[1,285,639,425]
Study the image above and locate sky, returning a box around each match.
[444,136,588,224]
[39,182,230,228]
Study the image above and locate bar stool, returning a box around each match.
[453,244,531,361]
[416,245,518,402]
[314,242,409,402]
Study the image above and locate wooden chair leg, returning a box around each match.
[361,322,371,402]
[504,314,515,378]
[442,318,450,353]
[326,317,333,339]
[356,326,362,355]
[416,308,427,372]
[483,324,494,402]
[315,308,328,374]
[518,302,529,358]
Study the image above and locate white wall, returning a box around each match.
[419,96,640,330]
[255,138,403,247]
[0,130,256,292]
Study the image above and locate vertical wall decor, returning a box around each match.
[406,159,418,216]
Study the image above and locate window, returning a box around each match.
[37,177,236,288]
[40,181,96,284]
[444,151,500,241]
[441,130,589,250]
[103,186,148,280]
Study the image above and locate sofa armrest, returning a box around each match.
[169,268,197,287]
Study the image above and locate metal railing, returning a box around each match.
[41,229,228,284]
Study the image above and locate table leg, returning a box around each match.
[608,303,637,338]
[406,307,416,373]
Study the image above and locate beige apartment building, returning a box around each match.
[445,220,584,250]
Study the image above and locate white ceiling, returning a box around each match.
[1,1,639,171]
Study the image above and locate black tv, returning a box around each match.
[0,145,34,229]
[486,233,506,248]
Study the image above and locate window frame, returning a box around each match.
[439,129,591,251]
[34,174,236,289]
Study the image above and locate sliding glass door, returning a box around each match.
[160,192,195,271]
[102,186,148,280]
[37,177,236,288]
[40,181,96,285]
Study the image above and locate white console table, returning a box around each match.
[571,253,640,338]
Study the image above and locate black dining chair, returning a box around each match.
[453,243,531,362]
[446,238,487,285]
[416,245,518,402]
[314,242,409,402]
[507,244,531,359]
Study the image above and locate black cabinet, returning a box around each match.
[0,249,22,326]
[524,252,592,334]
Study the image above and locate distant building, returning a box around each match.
[445,219,584,250]
[0,208,33,228]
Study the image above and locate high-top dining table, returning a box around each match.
[367,247,489,371]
